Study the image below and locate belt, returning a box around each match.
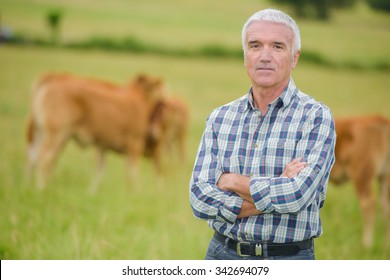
[214,231,313,257]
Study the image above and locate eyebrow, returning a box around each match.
[248,40,260,45]
[248,40,287,46]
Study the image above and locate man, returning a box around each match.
[189,8,336,260]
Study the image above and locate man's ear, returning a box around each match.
[292,50,301,69]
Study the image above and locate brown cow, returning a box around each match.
[26,73,166,192]
[35,72,190,176]
[144,96,189,174]
[330,115,390,248]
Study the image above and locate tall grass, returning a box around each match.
[0,45,389,259]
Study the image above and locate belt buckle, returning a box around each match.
[255,244,263,256]
[237,241,251,257]
[237,242,263,257]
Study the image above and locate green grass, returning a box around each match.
[1,0,389,69]
[0,0,389,260]
[1,45,389,260]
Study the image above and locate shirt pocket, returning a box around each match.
[261,139,297,176]
[221,153,243,175]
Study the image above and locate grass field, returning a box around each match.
[0,0,389,260]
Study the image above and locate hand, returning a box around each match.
[217,173,252,202]
[280,158,306,178]
[216,173,235,191]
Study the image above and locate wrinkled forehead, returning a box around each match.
[245,20,294,45]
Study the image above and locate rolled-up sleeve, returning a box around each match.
[189,116,244,224]
[249,106,336,214]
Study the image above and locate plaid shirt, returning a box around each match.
[189,79,336,243]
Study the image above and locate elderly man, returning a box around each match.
[189,8,335,260]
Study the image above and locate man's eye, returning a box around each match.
[274,44,284,50]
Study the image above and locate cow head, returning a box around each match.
[130,74,167,108]
[329,123,354,186]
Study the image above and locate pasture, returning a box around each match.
[0,0,390,259]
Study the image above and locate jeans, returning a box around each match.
[205,234,315,260]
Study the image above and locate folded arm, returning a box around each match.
[248,108,336,214]
[217,158,307,218]
[189,106,335,222]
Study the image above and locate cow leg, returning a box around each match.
[380,164,390,247]
[125,156,139,186]
[358,191,376,248]
[154,143,167,187]
[26,119,42,182]
[36,131,68,189]
[88,149,105,194]
[352,170,376,248]
[126,145,141,186]
[153,140,165,175]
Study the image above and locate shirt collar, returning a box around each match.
[241,78,298,113]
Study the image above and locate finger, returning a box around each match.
[286,163,307,177]
[287,158,304,167]
[289,158,301,164]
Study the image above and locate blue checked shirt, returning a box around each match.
[189,79,336,243]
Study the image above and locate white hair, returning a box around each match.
[242,8,301,57]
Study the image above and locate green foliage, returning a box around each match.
[270,0,357,19]
[4,32,389,71]
[46,9,63,45]
[1,0,388,70]
[46,9,62,28]
[366,0,390,12]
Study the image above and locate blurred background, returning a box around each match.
[0,0,389,259]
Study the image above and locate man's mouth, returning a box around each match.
[256,67,274,71]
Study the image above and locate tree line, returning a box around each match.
[271,0,389,20]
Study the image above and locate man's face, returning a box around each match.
[244,21,300,91]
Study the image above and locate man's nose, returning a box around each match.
[259,47,272,62]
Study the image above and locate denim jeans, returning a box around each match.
[205,234,315,260]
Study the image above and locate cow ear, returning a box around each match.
[135,74,148,84]
[337,128,354,149]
